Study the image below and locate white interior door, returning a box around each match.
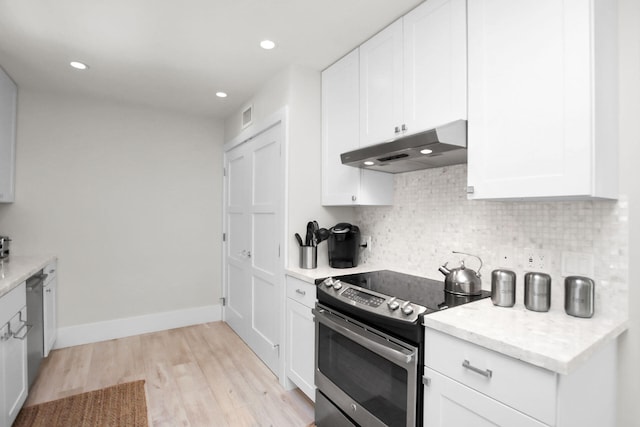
[224,122,283,375]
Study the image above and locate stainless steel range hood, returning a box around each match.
[341,119,467,173]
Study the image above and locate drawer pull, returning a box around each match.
[295,289,306,296]
[12,323,32,340]
[462,359,493,379]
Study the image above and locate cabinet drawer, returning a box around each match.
[286,276,316,308]
[424,329,557,426]
[0,282,26,326]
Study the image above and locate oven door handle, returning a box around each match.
[314,308,416,365]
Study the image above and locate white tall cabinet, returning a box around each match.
[466,0,618,200]
[0,66,17,203]
[0,283,29,427]
[321,49,393,206]
[359,0,467,145]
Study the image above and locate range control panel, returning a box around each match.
[319,277,427,323]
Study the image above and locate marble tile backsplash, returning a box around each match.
[354,165,628,319]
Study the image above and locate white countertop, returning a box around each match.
[286,264,628,376]
[0,255,57,298]
[423,298,628,375]
[286,263,384,284]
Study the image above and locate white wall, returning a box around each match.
[224,65,354,268]
[617,0,640,424]
[0,89,224,328]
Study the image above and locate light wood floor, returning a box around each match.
[25,322,315,427]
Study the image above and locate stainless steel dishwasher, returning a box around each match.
[26,271,46,387]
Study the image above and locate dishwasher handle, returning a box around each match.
[26,273,47,291]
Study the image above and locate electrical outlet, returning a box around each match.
[525,248,535,270]
[562,251,594,277]
[525,250,547,270]
[362,235,372,255]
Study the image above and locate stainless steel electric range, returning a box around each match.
[313,270,490,427]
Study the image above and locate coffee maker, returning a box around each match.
[328,223,361,268]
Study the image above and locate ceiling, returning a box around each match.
[0,0,423,119]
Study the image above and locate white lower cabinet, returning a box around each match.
[0,282,29,427]
[424,368,546,427]
[285,275,316,401]
[424,329,616,427]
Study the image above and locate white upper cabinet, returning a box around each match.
[403,0,467,134]
[322,49,393,206]
[466,0,618,200]
[360,0,467,146]
[0,66,17,203]
[360,19,404,146]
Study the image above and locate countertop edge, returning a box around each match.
[285,263,383,284]
[0,255,58,299]
[424,305,628,375]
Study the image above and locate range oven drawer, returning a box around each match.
[315,391,358,427]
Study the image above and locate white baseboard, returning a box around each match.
[54,304,222,349]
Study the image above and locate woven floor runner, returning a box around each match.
[13,380,148,427]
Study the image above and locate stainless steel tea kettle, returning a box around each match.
[438,251,483,296]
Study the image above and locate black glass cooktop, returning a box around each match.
[330,269,491,313]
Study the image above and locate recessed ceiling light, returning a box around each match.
[216,92,228,98]
[420,148,433,155]
[69,61,89,70]
[260,40,276,50]
[364,161,375,166]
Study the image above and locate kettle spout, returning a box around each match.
[438,262,451,276]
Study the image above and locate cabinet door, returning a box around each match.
[285,298,315,401]
[321,50,393,206]
[360,18,404,146]
[322,49,361,205]
[2,308,29,427]
[403,0,467,133]
[467,0,599,200]
[43,274,57,357]
[0,67,17,203]
[424,368,548,427]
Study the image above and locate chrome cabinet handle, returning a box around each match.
[46,288,52,293]
[394,126,401,134]
[462,360,493,378]
[401,123,407,132]
[12,323,32,340]
[295,289,306,296]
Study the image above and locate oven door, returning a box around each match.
[314,305,418,427]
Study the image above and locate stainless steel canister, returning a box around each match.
[564,276,595,318]
[491,269,516,307]
[524,272,551,312]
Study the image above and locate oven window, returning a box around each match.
[318,323,408,427]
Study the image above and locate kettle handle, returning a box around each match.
[452,251,483,277]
